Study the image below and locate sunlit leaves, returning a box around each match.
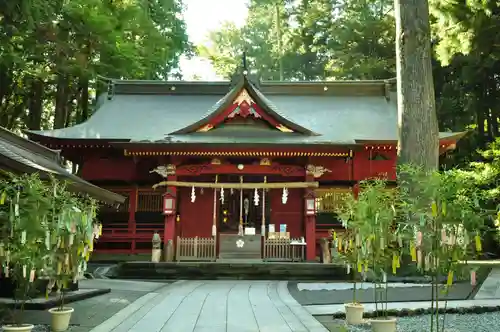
[201,0,395,80]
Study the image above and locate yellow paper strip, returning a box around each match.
[447,270,454,286]
[431,202,438,217]
[410,244,417,262]
[475,235,482,252]
[357,261,362,273]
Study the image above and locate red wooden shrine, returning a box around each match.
[28,73,464,261]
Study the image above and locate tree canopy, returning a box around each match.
[0,0,191,131]
[2,0,500,172]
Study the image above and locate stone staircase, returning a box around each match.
[218,234,262,261]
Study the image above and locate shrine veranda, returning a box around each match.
[28,73,463,262]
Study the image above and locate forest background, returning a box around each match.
[1,0,500,175]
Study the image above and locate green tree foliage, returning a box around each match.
[0,0,191,131]
[199,0,500,171]
[431,0,500,152]
[200,0,395,80]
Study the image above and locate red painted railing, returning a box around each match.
[96,222,164,254]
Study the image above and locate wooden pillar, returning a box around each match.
[352,182,360,199]
[212,175,219,237]
[261,176,267,236]
[304,173,316,261]
[129,187,138,254]
[164,174,177,243]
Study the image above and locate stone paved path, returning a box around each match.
[91,280,327,332]
[475,267,500,299]
[16,279,167,332]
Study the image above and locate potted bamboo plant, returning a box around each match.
[332,229,364,325]
[398,165,488,332]
[338,179,399,330]
[364,185,400,332]
[336,182,385,326]
[0,174,53,332]
[46,182,99,332]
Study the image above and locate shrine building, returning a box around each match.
[27,72,463,262]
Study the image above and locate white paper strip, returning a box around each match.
[45,231,51,249]
[29,269,35,282]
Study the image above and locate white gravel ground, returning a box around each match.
[332,312,500,332]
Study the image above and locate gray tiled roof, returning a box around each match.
[28,79,461,144]
[0,127,125,204]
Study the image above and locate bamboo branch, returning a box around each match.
[152,181,319,189]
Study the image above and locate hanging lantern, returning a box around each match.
[163,191,176,215]
[305,192,316,216]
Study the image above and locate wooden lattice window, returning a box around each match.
[314,188,352,213]
[137,191,163,212]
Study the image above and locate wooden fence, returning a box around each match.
[176,236,217,262]
[263,238,305,262]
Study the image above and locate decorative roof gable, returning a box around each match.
[170,75,317,136]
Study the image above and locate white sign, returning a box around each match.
[245,227,256,235]
[269,224,275,233]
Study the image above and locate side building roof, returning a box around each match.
[28,75,462,146]
[0,127,126,205]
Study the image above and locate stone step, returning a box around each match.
[219,252,262,259]
[216,259,264,263]
[115,261,347,280]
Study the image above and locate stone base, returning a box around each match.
[0,288,110,310]
[113,261,346,280]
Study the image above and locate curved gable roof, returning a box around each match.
[169,75,317,135]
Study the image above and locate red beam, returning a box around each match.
[176,163,305,177]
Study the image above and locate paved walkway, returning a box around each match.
[18,279,168,332]
[90,280,327,332]
[475,267,500,299]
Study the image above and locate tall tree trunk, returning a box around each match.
[473,86,486,148]
[78,76,89,123]
[53,74,68,129]
[65,87,78,127]
[275,3,284,81]
[395,0,439,171]
[26,79,44,130]
[487,77,499,139]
